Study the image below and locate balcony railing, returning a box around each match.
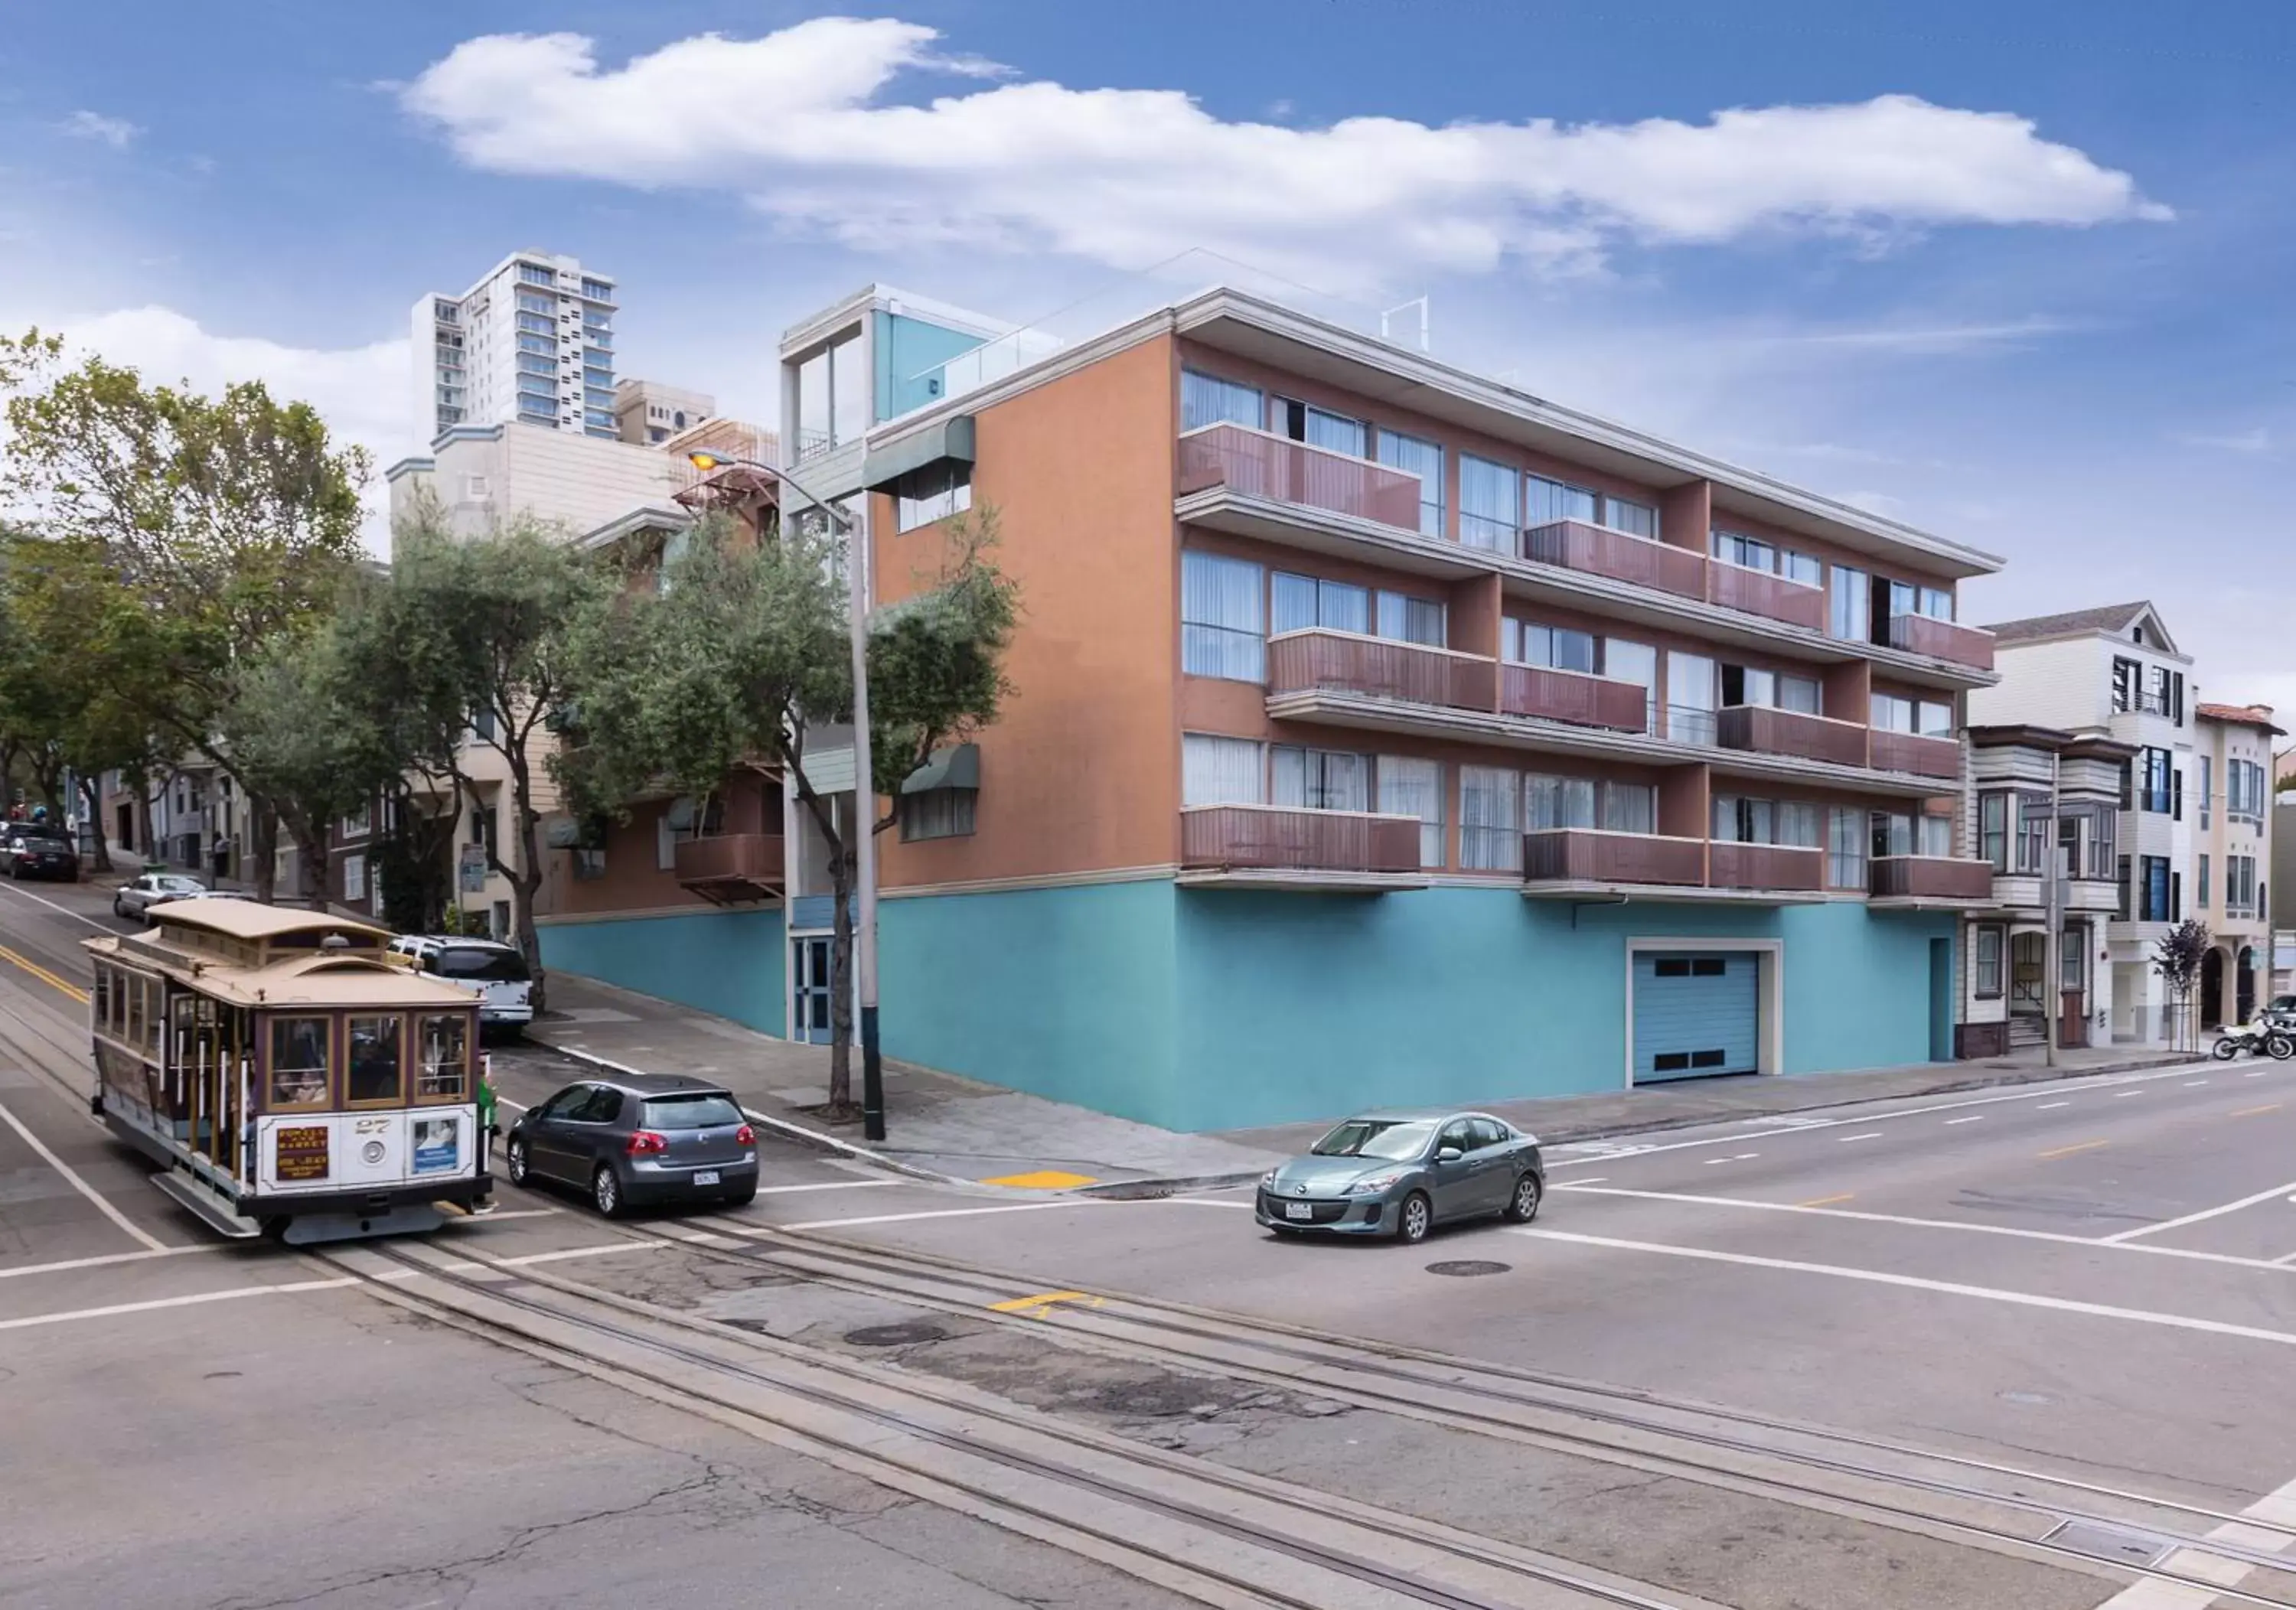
[673,833,786,904]
[1715,703,1868,768]
[1707,841,1825,892]
[1523,520,1707,601]
[1867,728,1962,780]
[1180,804,1423,875]
[1706,559,1826,631]
[1887,613,1996,672]
[1177,422,1423,530]
[1523,829,1705,887]
[1269,629,1493,710]
[1870,856,1994,901]
[1501,663,1650,732]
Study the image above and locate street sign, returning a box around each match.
[458,844,487,895]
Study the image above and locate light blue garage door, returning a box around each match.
[1633,952,1760,1083]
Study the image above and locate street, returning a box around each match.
[5,874,2296,1608]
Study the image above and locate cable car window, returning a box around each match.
[269,1018,331,1109]
[417,1015,468,1100]
[347,1015,404,1105]
[93,967,110,1032]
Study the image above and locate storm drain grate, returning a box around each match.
[2043,1520,2172,1568]
[843,1322,951,1348]
[1424,1260,1512,1278]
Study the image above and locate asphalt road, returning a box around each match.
[5,872,2294,1608]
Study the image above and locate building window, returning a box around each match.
[2139,854,2172,921]
[2111,657,2138,713]
[580,278,612,300]
[2199,754,2213,829]
[1375,429,1444,536]
[2200,852,2211,909]
[1503,620,1597,674]
[517,333,554,355]
[515,288,556,313]
[1376,591,1446,646]
[899,789,977,841]
[2137,747,2174,813]
[1458,455,1518,550]
[1272,572,1370,636]
[1180,370,1264,432]
[2117,854,2132,920]
[2014,797,2048,875]
[1828,805,1867,889]
[572,848,607,881]
[343,853,366,902]
[1975,927,2004,999]
[894,461,973,532]
[1828,564,1870,643]
[516,262,556,286]
[1272,399,1366,457]
[1271,746,1369,812]
[1715,796,1820,847]
[1978,793,2008,872]
[1459,766,1522,870]
[1524,474,1597,528]
[517,352,556,376]
[1378,755,1445,868]
[1180,551,1265,681]
[340,802,371,839]
[1181,734,1264,806]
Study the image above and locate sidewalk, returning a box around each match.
[525,971,2197,1194]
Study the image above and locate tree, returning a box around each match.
[2,351,367,897]
[558,505,1019,1116]
[2154,918,2210,1053]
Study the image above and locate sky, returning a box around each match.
[3,2,2293,706]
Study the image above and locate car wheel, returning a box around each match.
[506,1139,530,1187]
[1503,1172,1543,1224]
[592,1164,625,1219]
[1396,1191,1433,1245]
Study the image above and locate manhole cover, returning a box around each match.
[1425,1260,1511,1277]
[2043,1520,2170,1567]
[843,1322,949,1348]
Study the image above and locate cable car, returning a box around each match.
[85,899,490,1243]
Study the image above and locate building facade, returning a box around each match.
[531,284,2009,1132]
[615,379,716,445]
[385,421,685,542]
[2191,703,2281,1026]
[410,251,618,444]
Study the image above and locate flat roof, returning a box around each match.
[149,899,391,944]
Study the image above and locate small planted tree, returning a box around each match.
[2153,918,2211,1052]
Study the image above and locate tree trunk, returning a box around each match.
[291,822,329,907]
[78,775,111,872]
[827,846,856,1114]
[505,756,549,1015]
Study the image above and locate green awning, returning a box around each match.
[900,743,980,795]
[863,416,975,492]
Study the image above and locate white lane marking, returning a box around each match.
[1544,1061,2219,1169]
[1701,1152,1760,1165]
[2246,1071,2272,1078]
[0,878,113,930]
[2092,1467,2296,1606]
[1509,1227,2296,1348]
[1838,1132,1886,1142]
[2187,1080,2211,1088]
[771,1201,1104,1232]
[0,1100,168,1252]
[752,1178,905,1197]
[2038,1102,2073,1110]
[0,1244,220,1280]
[1571,1177,1609,1186]
[2100,1178,2296,1245]
[429,1242,638,1273]
[495,1097,528,1113]
[2114,1090,2145,1098]
[0,1276,358,1332]
[1553,1184,2296,1274]
[1944,1116,1984,1126]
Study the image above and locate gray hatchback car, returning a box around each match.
[506,1074,759,1217]
[1256,1108,1544,1244]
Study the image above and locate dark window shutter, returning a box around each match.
[2172,671,2184,725]
[2172,870,2183,922]
[2173,768,2183,821]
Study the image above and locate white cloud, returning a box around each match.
[2177,425,2273,455]
[400,18,2168,286]
[60,110,141,150]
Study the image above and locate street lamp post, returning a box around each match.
[688,451,886,1141]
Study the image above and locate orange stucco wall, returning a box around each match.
[875,334,1183,889]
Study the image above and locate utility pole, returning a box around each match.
[2044,750,2062,1067]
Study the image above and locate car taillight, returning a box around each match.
[625,1130,668,1156]
[734,1124,755,1146]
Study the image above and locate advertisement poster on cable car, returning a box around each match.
[411,1116,461,1175]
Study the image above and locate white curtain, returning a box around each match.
[1304,408,1366,457]
[1458,455,1518,549]
[1182,735,1264,807]
[1779,802,1821,847]
[1526,774,1596,830]
[1181,370,1264,432]
[1377,430,1445,536]
[1828,807,1867,888]
[1271,748,1368,811]
[1181,551,1265,680]
[1603,495,1658,539]
[1459,766,1522,870]
[1525,475,1599,528]
[1378,592,1446,646]
[1777,675,1821,714]
[1603,784,1656,835]
[1378,756,1445,867]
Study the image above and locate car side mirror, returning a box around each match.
[1436,1146,1463,1163]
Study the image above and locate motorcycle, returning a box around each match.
[2211,1022,2294,1061]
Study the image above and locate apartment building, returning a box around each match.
[2191,703,2281,1025]
[409,251,618,444]
[615,379,715,445]
[531,283,2007,1132]
[385,421,685,542]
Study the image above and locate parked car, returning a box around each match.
[386,934,533,1033]
[504,1075,759,1217]
[1255,1108,1545,1244]
[113,872,210,921]
[1,828,80,882]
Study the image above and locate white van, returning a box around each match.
[388,935,534,1034]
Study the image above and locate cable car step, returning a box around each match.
[151,1170,262,1240]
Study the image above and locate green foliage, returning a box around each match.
[2153,918,2210,993]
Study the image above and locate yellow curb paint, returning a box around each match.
[0,944,87,1004]
[2039,1139,2110,1160]
[980,1169,1097,1189]
[988,1289,1097,1318]
[1798,1193,1855,1209]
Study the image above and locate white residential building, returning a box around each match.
[2190,702,2281,1025]
[409,251,618,445]
[383,423,684,545]
[615,379,716,445]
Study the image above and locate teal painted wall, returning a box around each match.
[1775,903,1955,1077]
[878,879,1179,1126]
[539,909,787,1037]
[873,311,990,422]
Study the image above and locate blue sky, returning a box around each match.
[5,2,2294,703]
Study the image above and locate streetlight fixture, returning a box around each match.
[687,448,886,1142]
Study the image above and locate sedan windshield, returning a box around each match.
[1311,1119,1437,1161]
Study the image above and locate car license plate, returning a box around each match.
[693,1170,721,1186]
[1285,1202,1313,1221]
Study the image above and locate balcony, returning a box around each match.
[1523,520,1706,601]
[1716,704,1868,768]
[1870,856,1995,905]
[1269,630,1493,710]
[1178,423,1422,530]
[1868,728,1962,781]
[1179,804,1427,890]
[673,833,786,904]
[1501,663,1650,733]
[1708,842,1825,893]
[1887,613,1995,673]
[1706,559,1825,631]
[1523,829,1705,888]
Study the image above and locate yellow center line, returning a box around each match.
[2038,1139,2110,1161]
[987,1289,1097,1318]
[0,944,88,1004]
[1798,1193,1856,1208]
[2233,1104,2283,1118]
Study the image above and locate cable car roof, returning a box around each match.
[84,935,482,1011]
[146,898,393,944]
